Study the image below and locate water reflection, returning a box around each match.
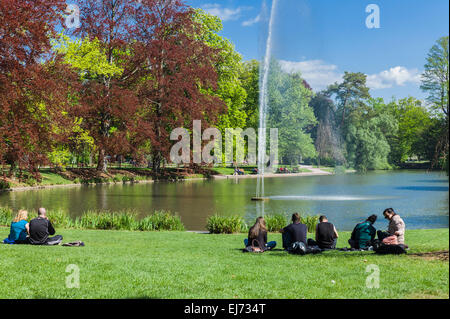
[0,170,448,231]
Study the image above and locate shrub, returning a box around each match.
[112,175,122,183]
[45,210,71,228]
[0,207,13,226]
[265,214,287,232]
[77,210,138,230]
[0,179,11,191]
[206,215,247,234]
[0,206,185,232]
[137,211,185,231]
[300,215,320,233]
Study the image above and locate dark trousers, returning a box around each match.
[29,235,63,245]
[308,238,337,250]
[377,231,390,241]
[348,238,359,249]
[14,239,29,245]
[45,235,63,245]
[282,232,292,249]
[244,239,277,250]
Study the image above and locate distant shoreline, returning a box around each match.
[2,169,342,192]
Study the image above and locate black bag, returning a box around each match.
[288,241,307,255]
[374,243,407,255]
[62,241,85,247]
[306,245,322,254]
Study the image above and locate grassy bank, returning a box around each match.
[0,167,210,190]
[0,228,448,299]
[0,165,324,190]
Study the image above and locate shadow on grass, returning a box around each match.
[232,247,378,258]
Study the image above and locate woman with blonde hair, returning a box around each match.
[244,217,277,251]
[7,210,30,244]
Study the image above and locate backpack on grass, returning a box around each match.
[62,241,85,247]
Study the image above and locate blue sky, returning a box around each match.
[186,0,449,102]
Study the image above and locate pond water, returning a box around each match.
[0,170,448,231]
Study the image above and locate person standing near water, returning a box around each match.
[244,217,277,251]
[377,208,406,245]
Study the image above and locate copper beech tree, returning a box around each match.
[70,0,225,172]
[0,0,76,180]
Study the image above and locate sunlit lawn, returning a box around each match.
[0,228,448,299]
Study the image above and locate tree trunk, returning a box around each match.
[97,148,107,173]
[152,152,162,174]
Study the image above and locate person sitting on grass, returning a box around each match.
[348,214,377,250]
[28,208,63,245]
[281,213,307,250]
[244,217,276,251]
[308,215,339,250]
[377,208,406,246]
[5,210,30,244]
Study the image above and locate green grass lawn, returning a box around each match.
[0,228,448,299]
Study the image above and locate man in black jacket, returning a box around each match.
[281,213,307,250]
[28,208,63,245]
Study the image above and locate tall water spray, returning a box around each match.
[256,0,278,200]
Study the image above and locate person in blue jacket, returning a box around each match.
[7,210,30,244]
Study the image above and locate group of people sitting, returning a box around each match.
[276,167,300,174]
[3,208,63,245]
[243,208,407,254]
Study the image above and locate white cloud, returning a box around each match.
[279,60,422,92]
[366,66,422,90]
[279,60,343,91]
[242,14,261,27]
[201,4,246,22]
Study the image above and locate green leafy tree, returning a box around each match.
[344,98,398,172]
[267,61,317,165]
[326,72,371,128]
[240,60,260,130]
[421,36,449,118]
[421,36,449,172]
[385,97,433,164]
[193,9,248,132]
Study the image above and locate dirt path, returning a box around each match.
[408,251,449,261]
[214,164,333,180]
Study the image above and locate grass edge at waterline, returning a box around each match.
[0,206,185,232]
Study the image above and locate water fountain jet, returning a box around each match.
[254,0,278,206]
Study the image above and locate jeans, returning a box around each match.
[244,239,277,250]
